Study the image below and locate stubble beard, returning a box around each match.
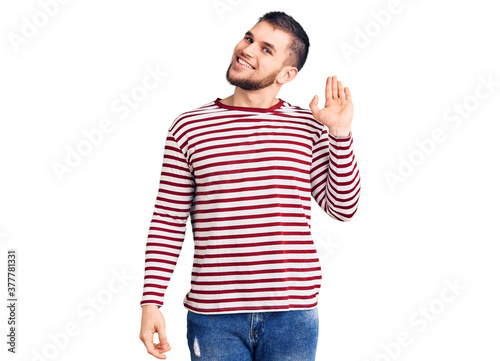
[225,59,281,91]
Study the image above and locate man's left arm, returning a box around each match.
[309,75,361,221]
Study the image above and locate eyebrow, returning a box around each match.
[245,31,276,53]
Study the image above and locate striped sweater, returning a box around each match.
[140,97,361,314]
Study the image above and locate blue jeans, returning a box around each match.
[186,307,319,360]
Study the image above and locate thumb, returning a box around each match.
[309,95,320,118]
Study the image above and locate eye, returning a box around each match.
[263,48,271,54]
[245,37,253,43]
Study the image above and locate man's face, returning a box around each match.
[226,21,294,91]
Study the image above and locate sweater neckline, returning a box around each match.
[215,97,284,113]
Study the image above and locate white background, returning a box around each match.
[1,0,499,360]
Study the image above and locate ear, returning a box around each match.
[276,66,298,85]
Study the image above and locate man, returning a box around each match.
[139,11,361,360]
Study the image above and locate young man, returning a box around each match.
[139,11,361,360]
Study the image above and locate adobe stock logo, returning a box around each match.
[362,277,467,361]
[30,268,133,361]
[51,64,169,182]
[314,230,343,267]
[340,0,416,63]
[7,0,71,54]
[212,0,244,21]
[384,73,499,191]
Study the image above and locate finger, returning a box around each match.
[143,330,166,359]
[325,77,332,100]
[157,325,171,353]
[345,86,352,101]
[332,75,338,99]
[338,81,345,100]
[309,95,320,119]
[155,340,170,351]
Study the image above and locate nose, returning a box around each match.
[242,42,258,59]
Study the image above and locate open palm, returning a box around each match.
[309,75,353,137]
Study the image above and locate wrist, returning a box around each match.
[328,127,351,138]
[142,304,160,310]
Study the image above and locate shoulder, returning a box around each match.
[171,100,219,128]
[279,100,326,137]
[167,100,225,140]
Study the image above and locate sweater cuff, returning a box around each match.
[328,130,352,141]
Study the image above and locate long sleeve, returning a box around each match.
[310,127,361,221]
[140,128,196,308]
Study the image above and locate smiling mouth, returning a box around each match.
[236,57,255,70]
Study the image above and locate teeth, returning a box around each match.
[238,58,252,68]
[237,58,253,69]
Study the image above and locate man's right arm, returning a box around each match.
[140,127,196,308]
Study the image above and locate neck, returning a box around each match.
[221,86,281,109]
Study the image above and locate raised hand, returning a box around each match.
[309,75,353,137]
